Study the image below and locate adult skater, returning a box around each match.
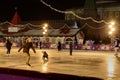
[69,42,73,56]
[5,39,12,55]
[114,38,120,56]
[18,38,36,66]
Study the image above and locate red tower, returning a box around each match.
[10,7,21,25]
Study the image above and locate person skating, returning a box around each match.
[114,38,120,56]
[18,38,36,66]
[42,51,49,64]
[5,39,12,55]
[57,41,62,51]
[69,42,73,56]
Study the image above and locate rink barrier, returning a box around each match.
[0,42,114,51]
[0,67,103,80]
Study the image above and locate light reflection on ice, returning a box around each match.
[42,63,48,73]
[107,56,115,78]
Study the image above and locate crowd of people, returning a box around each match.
[3,37,120,66]
[5,38,49,66]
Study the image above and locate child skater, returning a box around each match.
[42,51,49,64]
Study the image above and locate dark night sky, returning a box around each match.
[0,0,85,21]
[0,0,120,21]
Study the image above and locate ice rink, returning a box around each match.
[0,47,120,80]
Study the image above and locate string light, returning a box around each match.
[40,0,109,25]
[81,23,106,30]
[108,21,115,36]
[0,0,113,30]
[0,21,106,31]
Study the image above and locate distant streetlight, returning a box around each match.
[108,21,115,34]
[43,31,46,35]
[108,21,115,43]
[109,25,112,28]
[111,27,115,31]
[43,26,46,30]
[44,29,47,32]
[44,23,48,27]
[110,21,115,25]
[108,31,112,35]
[42,23,48,37]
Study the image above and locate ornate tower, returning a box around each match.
[81,0,102,43]
[10,7,21,25]
[83,0,98,19]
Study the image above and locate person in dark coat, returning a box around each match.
[18,38,36,66]
[6,39,12,54]
[57,41,62,51]
[69,42,73,56]
[39,41,42,49]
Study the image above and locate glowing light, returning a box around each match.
[110,21,115,25]
[42,63,48,73]
[108,31,112,35]
[44,23,48,27]
[108,21,115,35]
[44,29,47,32]
[43,26,46,30]
[109,25,113,28]
[43,32,46,34]
[111,28,115,31]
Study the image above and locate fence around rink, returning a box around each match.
[0,42,115,51]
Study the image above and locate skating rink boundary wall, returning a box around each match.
[0,42,114,51]
[0,68,103,80]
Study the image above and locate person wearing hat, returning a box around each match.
[18,38,36,66]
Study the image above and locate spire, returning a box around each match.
[10,7,21,25]
[81,0,101,43]
[83,0,98,19]
[84,0,96,9]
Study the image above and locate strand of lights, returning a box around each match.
[83,23,106,30]
[0,21,106,30]
[78,23,106,30]
[42,23,48,36]
[108,21,115,35]
[0,21,13,25]
[40,0,109,25]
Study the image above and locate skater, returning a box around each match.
[57,41,62,51]
[39,41,42,49]
[18,38,36,66]
[114,38,120,56]
[5,39,12,55]
[69,42,73,56]
[42,51,48,64]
